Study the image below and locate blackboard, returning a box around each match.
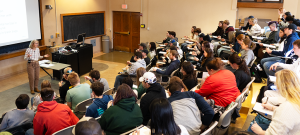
[61,11,105,42]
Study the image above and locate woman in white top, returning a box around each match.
[133,97,189,135]
[277,28,287,51]
[251,69,300,135]
[149,42,156,59]
[24,40,49,94]
[184,26,197,40]
[247,18,261,36]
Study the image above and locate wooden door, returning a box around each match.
[113,11,140,52]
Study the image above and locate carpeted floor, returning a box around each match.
[93,51,133,63]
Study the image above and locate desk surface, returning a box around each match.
[39,60,70,70]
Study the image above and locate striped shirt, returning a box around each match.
[24,48,43,61]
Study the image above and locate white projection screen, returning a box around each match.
[0,0,41,47]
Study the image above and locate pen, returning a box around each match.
[265,97,269,104]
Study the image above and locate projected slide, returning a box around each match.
[0,0,28,45]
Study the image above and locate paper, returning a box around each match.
[133,84,138,89]
[212,36,218,38]
[222,46,230,49]
[253,102,274,116]
[221,60,228,63]
[129,126,151,135]
[257,37,264,40]
[159,52,167,54]
[157,62,166,65]
[269,76,276,83]
[159,44,166,47]
[188,56,195,60]
[149,67,161,72]
[39,60,51,65]
[185,41,193,44]
[252,36,257,39]
[263,44,276,49]
[40,64,54,68]
[202,72,209,82]
[188,47,195,50]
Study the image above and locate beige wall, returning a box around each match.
[283,0,299,18]
[107,0,237,44]
[237,8,278,22]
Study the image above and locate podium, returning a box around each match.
[52,44,93,80]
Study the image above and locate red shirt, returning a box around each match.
[195,70,240,107]
[33,101,79,135]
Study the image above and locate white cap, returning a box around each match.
[139,72,157,84]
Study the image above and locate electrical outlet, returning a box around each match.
[48,39,51,42]
[91,39,96,46]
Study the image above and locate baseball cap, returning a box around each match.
[141,49,149,55]
[64,67,72,74]
[248,16,254,19]
[139,72,157,84]
[287,24,297,30]
[199,33,205,38]
[139,43,147,49]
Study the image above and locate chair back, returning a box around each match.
[120,125,144,135]
[103,88,114,95]
[213,103,238,135]
[170,68,179,77]
[242,77,255,102]
[3,122,33,135]
[146,62,152,71]
[200,121,218,135]
[52,125,75,135]
[248,56,257,68]
[74,98,93,112]
[235,93,244,110]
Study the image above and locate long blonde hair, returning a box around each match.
[136,67,146,86]
[29,40,39,49]
[275,69,300,110]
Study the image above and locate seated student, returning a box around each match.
[269,39,300,77]
[239,37,255,66]
[195,58,240,107]
[279,12,293,28]
[115,52,146,89]
[31,80,54,111]
[142,49,150,65]
[85,70,109,91]
[85,81,113,118]
[196,48,214,73]
[99,84,143,135]
[74,117,103,135]
[138,97,189,135]
[246,18,261,36]
[168,77,214,134]
[218,32,245,57]
[258,21,280,45]
[0,94,34,130]
[58,67,72,103]
[139,72,166,125]
[221,20,235,40]
[33,88,79,135]
[153,50,181,82]
[162,31,173,44]
[181,26,199,50]
[250,69,300,135]
[130,43,148,62]
[261,24,300,76]
[240,16,254,30]
[180,62,198,91]
[149,42,157,59]
[184,26,197,40]
[66,72,92,110]
[112,77,136,99]
[228,53,251,92]
[211,21,224,36]
[135,67,147,99]
[192,41,211,63]
[159,46,178,67]
[164,32,178,51]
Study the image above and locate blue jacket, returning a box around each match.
[85,95,113,118]
[271,32,299,56]
[156,59,180,76]
[232,42,241,53]
[168,91,214,126]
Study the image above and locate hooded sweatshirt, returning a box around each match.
[271,32,300,56]
[127,59,146,75]
[99,97,143,135]
[85,95,113,118]
[33,101,79,135]
[140,83,166,125]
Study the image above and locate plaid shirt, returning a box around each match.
[24,48,43,61]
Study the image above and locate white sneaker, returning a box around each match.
[257,64,263,71]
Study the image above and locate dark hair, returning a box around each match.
[91,81,104,96]
[114,84,137,105]
[192,26,197,30]
[206,58,224,71]
[194,28,201,33]
[181,62,197,82]
[150,42,157,52]
[170,50,179,59]
[15,94,29,109]
[286,15,294,22]
[75,118,102,135]
[134,52,143,59]
[202,41,211,51]
[121,77,133,89]
[228,53,250,76]
[168,76,188,93]
[89,70,100,80]
[279,28,287,43]
[41,88,54,101]
[170,46,177,51]
[202,48,214,66]
[219,21,224,24]
[150,98,181,135]
[169,31,176,37]
[285,11,292,16]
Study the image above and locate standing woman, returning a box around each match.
[24,40,49,94]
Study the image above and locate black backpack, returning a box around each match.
[250,63,267,83]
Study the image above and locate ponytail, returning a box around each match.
[239,60,250,76]
[229,53,250,76]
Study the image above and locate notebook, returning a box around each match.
[253,102,274,116]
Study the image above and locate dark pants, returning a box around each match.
[114,75,128,89]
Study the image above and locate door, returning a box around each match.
[113,11,140,52]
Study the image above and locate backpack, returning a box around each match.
[250,64,263,83]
